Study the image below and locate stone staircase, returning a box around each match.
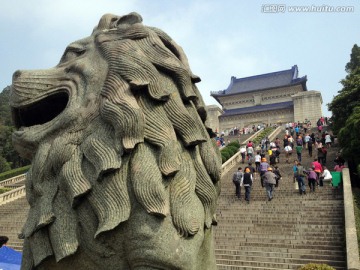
[0,127,349,269]
[0,196,28,251]
[214,130,347,269]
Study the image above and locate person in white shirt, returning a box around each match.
[246,146,254,163]
[304,134,311,149]
[284,145,293,164]
[325,133,332,148]
[322,166,332,179]
[254,152,262,172]
[240,146,246,164]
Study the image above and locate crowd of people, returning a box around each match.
[232,118,345,202]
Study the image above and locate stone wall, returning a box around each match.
[292,90,323,124]
[206,105,223,133]
[216,84,303,110]
[219,108,294,131]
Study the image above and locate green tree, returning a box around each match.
[0,86,12,126]
[328,44,360,178]
[338,106,360,173]
[0,86,30,172]
[346,44,360,73]
[0,156,11,172]
[328,44,360,134]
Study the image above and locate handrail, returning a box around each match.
[0,174,26,187]
[342,168,360,269]
[0,185,26,206]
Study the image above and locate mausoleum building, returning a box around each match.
[210,65,322,132]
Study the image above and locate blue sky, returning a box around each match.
[1,0,359,116]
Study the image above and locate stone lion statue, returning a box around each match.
[10,12,221,270]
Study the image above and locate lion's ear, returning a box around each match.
[96,12,142,31]
[117,12,143,26]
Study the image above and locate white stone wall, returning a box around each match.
[219,108,294,132]
[292,90,323,124]
[206,105,223,133]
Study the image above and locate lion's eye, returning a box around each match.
[60,48,86,63]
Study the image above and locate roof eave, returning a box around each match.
[212,80,307,98]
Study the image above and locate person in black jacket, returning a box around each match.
[241,167,253,203]
[0,236,9,248]
[273,166,282,187]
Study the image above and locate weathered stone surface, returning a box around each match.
[10,12,221,270]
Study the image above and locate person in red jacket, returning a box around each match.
[311,158,323,183]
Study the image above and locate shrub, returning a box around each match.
[251,127,275,146]
[220,140,241,163]
[0,187,12,194]
[0,165,31,182]
[227,141,240,148]
[298,263,335,270]
[227,146,239,155]
[221,150,231,162]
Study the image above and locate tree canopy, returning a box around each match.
[328,44,360,133]
[328,44,360,176]
[0,86,29,172]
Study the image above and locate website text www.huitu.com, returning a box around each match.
[261,4,355,13]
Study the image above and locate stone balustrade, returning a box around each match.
[0,173,26,187]
[342,168,360,269]
[0,186,26,206]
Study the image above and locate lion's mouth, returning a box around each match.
[12,92,69,129]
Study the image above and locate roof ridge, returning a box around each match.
[231,65,297,82]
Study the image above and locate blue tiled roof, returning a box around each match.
[211,65,307,97]
[221,101,293,116]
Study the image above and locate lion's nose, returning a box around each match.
[12,70,22,81]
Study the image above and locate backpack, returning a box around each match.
[297,166,305,177]
[233,171,242,183]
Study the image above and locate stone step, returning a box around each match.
[215,248,345,259]
[215,254,346,267]
[215,227,345,235]
[215,239,345,248]
[215,229,345,239]
[215,240,344,251]
[216,258,334,270]
[216,262,345,270]
[216,264,293,270]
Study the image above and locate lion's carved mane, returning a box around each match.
[11,12,221,270]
